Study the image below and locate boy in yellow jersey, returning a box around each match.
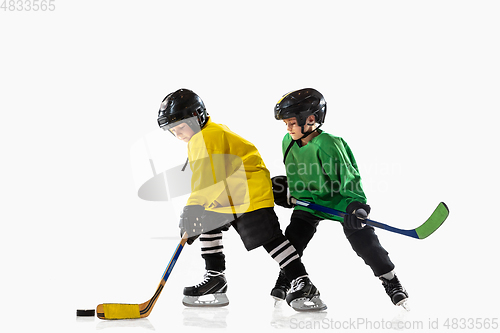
[156,89,326,312]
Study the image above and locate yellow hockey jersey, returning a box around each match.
[186,118,274,215]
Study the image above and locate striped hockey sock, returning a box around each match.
[200,232,226,272]
[200,232,224,255]
[264,235,306,279]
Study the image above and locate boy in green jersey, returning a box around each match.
[270,88,409,307]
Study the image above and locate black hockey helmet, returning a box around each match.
[157,89,208,133]
[274,88,327,128]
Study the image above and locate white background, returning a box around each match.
[1,1,499,332]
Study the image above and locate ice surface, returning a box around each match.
[1,1,499,332]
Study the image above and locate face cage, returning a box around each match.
[160,116,203,137]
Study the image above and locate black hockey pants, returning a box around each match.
[285,210,395,277]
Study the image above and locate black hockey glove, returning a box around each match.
[343,201,371,229]
[179,205,206,245]
[271,176,294,208]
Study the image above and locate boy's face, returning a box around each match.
[169,122,195,142]
[283,117,304,141]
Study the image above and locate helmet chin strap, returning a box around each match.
[283,123,323,164]
[299,123,322,142]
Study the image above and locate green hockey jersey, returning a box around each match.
[282,131,367,221]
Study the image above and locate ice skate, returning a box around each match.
[380,275,409,308]
[285,276,327,312]
[270,270,290,306]
[182,270,229,307]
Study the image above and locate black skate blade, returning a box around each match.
[272,296,284,308]
[397,299,410,311]
[290,296,327,312]
[182,294,229,307]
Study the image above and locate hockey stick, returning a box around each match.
[96,232,189,319]
[290,198,449,239]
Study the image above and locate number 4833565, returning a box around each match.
[1,0,56,11]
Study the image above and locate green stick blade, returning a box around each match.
[415,202,449,239]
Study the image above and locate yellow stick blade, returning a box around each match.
[96,303,141,319]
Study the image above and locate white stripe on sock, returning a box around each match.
[274,246,296,265]
[201,248,224,255]
[201,239,223,248]
[280,254,300,269]
[268,240,290,257]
